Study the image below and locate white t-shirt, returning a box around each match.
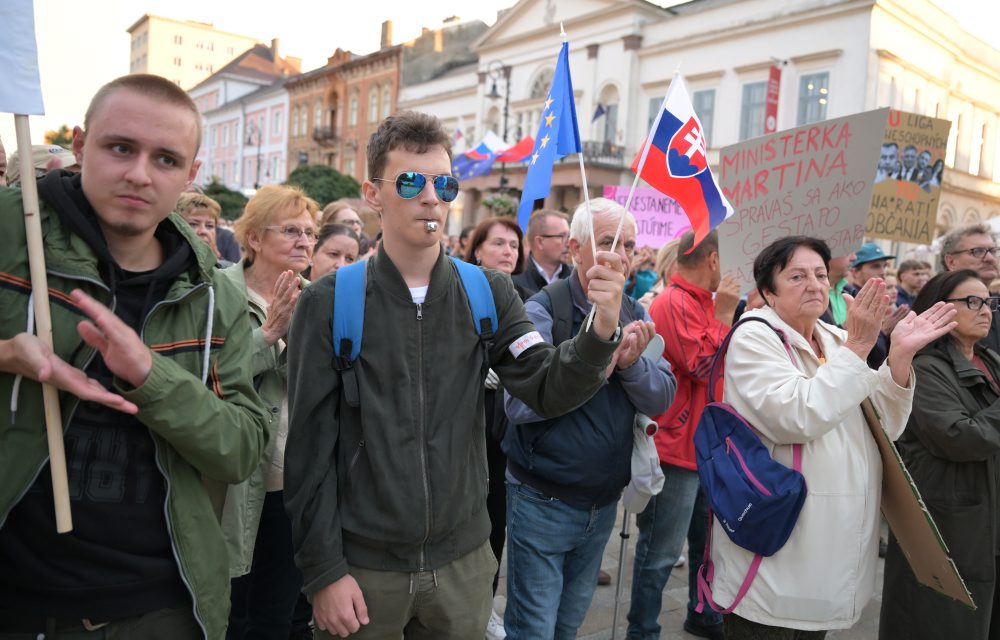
[409,285,429,304]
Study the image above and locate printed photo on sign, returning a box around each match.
[867,110,951,245]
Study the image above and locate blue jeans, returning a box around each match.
[627,464,721,639]
[504,482,618,640]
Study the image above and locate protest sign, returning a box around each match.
[716,109,890,290]
[0,0,45,115]
[867,110,951,245]
[603,185,691,249]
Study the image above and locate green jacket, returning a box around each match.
[285,246,621,595]
[219,261,306,577]
[0,188,270,640]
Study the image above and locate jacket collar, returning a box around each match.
[668,272,715,306]
[371,243,455,303]
[742,305,847,368]
[921,338,1000,388]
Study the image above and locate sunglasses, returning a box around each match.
[373,171,459,203]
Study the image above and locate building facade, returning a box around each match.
[398,0,1000,236]
[189,42,299,192]
[127,14,268,89]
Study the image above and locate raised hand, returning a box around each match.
[890,301,957,356]
[714,273,741,324]
[261,270,301,345]
[586,250,626,341]
[71,289,154,389]
[0,333,139,414]
[842,278,889,359]
[881,304,910,336]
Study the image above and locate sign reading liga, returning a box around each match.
[603,185,691,248]
[716,108,890,290]
[867,110,951,245]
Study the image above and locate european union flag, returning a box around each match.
[452,153,496,181]
[517,42,581,230]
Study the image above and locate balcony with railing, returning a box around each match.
[313,126,338,146]
[582,140,625,167]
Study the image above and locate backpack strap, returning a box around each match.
[697,315,803,615]
[707,316,793,403]
[543,278,574,347]
[331,260,368,367]
[450,257,498,342]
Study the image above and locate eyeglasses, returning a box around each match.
[372,171,459,203]
[944,295,1000,312]
[950,247,999,260]
[540,232,569,243]
[264,225,318,243]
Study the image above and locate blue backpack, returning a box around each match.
[331,257,498,398]
[694,317,806,613]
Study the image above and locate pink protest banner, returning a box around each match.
[602,185,691,249]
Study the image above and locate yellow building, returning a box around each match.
[127,14,262,89]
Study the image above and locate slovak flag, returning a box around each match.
[632,74,732,248]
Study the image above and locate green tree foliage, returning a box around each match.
[203,178,248,220]
[284,164,361,207]
[44,125,73,148]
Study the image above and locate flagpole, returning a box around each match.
[562,23,598,264]
[15,113,73,533]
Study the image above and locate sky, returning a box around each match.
[0,0,997,154]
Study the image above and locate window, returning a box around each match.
[530,69,553,99]
[222,124,229,145]
[227,46,235,55]
[273,110,283,136]
[208,42,214,51]
[219,163,226,182]
[797,72,829,126]
[272,157,280,181]
[946,111,961,167]
[345,156,355,177]
[174,35,182,45]
[739,81,768,141]
[648,97,661,131]
[291,109,299,138]
[213,126,219,146]
[382,85,392,119]
[314,101,323,130]
[597,85,620,144]
[368,88,379,123]
[970,123,987,176]
[692,89,716,147]
[349,92,359,127]
[174,57,182,67]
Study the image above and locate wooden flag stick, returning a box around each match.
[15,114,73,533]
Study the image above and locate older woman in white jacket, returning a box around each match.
[711,236,956,639]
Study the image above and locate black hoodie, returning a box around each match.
[0,172,196,619]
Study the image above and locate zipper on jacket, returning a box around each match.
[1,272,112,528]
[416,302,432,571]
[139,285,211,638]
[345,440,366,491]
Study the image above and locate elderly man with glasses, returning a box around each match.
[940,223,1000,352]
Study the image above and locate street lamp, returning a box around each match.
[246,119,263,190]
[486,60,511,193]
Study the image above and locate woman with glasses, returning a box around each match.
[224,185,319,639]
[463,216,527,640]
[880,269,1000,640]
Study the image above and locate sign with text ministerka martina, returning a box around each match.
[866,110,951,245]
[716,108,890,291]
[603,185,691,249]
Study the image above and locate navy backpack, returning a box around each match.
[694,317,807,613]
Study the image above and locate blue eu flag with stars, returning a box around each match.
[517,42,581,230]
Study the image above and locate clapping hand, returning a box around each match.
[842,279,890,359]
[889,301,957,356]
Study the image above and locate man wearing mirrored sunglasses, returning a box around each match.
[286,110,629,639]
[941,223,1000,352]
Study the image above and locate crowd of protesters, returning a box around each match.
[0,73,999,640]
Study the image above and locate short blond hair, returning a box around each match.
[174,192,221,221]
[320,198,360,226]
[234,184,319,262]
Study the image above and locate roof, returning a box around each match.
[125,13,258,41]
[188,43,299,92]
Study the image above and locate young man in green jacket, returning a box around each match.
[286,110,638,638]
[0,74,269,639]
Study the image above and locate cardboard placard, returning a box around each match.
[0,0,45,115]
[861,399,975,609]
[716,109,890,291]
[866,110,951,245]
[603,185,692,249]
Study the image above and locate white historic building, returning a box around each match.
[399,0,1000,235]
